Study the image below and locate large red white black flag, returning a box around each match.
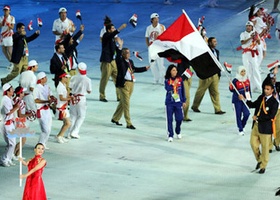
[149,10,223,79]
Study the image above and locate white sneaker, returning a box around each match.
[1,161,10,167]
[56,136,64,144]
[238,131,245,136]
[12,154,19,161]
[177,134,182,139]
[61,137,69,143]
[168,137,173,142]
[8,160,16,166]
[71,134,80,139]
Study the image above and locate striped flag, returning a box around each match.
[149,10,222,79]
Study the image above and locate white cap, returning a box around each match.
[246,21,254,27]
[2,83,12,91]
[37,72,46,80]
[78,62,87,71]
[59,7,67,13]
[150,13,159,19]
[78,62,87,75]
[253,7,259,15]
[3,5,10,10]
[28,60,38,67]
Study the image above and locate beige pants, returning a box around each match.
[99,60,119,100]
[192,74,221,112]
[183,78,192,120]
[250,123,271,169]
[69,69,77,77]
[273,109,280,146]
[112,81,134,126]
[2,56,28,84]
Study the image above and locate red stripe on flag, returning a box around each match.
[157,13,195,42]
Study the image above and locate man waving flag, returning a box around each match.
[149,10,223,79]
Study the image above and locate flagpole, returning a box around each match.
[182,9,251,112]
[19,136,22,187]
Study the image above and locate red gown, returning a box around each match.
[22,155,47,200]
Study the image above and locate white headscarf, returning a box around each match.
[235,66,247,82]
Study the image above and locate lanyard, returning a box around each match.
[169,78,178,94]
[127,61,135,81]
[257,97,268,116]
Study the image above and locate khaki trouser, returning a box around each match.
[112,81,134,126]
[99,60,120,100]
[273,109,280,146]
[191,74,221,112]
[69,69,77,77]
[183,78,192,120]
[250,123,271,169]
[2,56,28,84]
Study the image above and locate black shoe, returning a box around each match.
[183,118,192,122]
[273,140,280,151]
[259,168,265,174]
[255,162,261,170]
[269,149,273,153]
[127,125,136,129]
[111,119,122,126]
[191,107,201,113]
[276,187,280,196]
[215,111,226,115]
[49,104,56,115]
[100,98,108,102]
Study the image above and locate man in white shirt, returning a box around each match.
[0,5,15,69]
[0,83,19,167]
[68,62,92,139]
[52,7,75,43]
[33,72,55,148]
[145,13,166,84]
[240,21,261,93]
[19,59,38,112]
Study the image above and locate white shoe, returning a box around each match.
[56,136,64,144]
[62,137,69,143]
[168,137,173,142]
[238,131,245,136]
[1,161,10,167]
[70,134,80,139]
[12,154,18,161]
[177,134,182,139]
[8,160,16,166]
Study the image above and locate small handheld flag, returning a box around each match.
[129,14,137,28]
[267,60,280,71]
[133,51,142,61]
[76,10,83,24]
[183,68,193,79]
[197,16,205,32]
[224,62,232,73]
[37,18,43,28]
[27,20,33,31]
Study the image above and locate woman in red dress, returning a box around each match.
[19,143,47,200]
